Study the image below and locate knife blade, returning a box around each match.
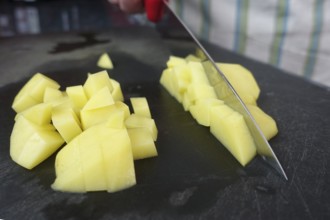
[162,0,288,180]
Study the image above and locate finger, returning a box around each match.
[119,0,144,13]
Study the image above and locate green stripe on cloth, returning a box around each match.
[269,0,290,66]
[175,0,183,17]
[234,0,250,54]
[200,0,211,40]
[303,0,324,78]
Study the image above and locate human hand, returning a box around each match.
[108,0,144,14]
[109,0,165,22]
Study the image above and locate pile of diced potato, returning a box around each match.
[10,70,158,193]
[160,55,278,166]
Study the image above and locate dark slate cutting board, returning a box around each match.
[1,27,330,220]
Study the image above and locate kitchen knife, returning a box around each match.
[146,0,288,180]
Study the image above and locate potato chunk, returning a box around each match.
[52,124,136,193]
[125,114,158,141]
[130,97,151,118]
[12,73,60,112]
[189,98,224,126]
[210,106,256,166]
[10,116,64,169]
[217,63,260,105]
[247,104,278,140]
[83,71,113,98]
[97,53,114,69]
[127,128,158,160]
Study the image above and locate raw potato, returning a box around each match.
[10,70,158,193]
[10,115,64,169]
[216,63,260,105]
[127,128,158,160]
[246,104,278,140]
[83,70,113,98]
[52,124,136,193]
[51,108,82,143]
[12,73,60,113]
[159,55,278,166]
[189,98,224,126]
[15,102,52,125]
[97,53,114,69]
[125,114,158,141]
[130,97,152,118]
[210,106,257,166]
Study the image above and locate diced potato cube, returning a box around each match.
[43,87,64,103]
[10,116,64,169]
[186,83,217,102]
[97,53,114,69]
[66,85,88,110]
[81,105,114,130]
[210,106,256,166]
[171,64,191,94]
[12,73,60,112]
[52,108,82,143]
[52,141,85,193]
[246,104,278,140]
[127,128,158,160]
[110,79,124,102]
[53,124,135,193]
[166,55,186,68]
[82,87,114,111]
[217,63,260,104]
[15,102,52,125]
[130,97,151,118]
[125,114,158,141]
[187,61,210,85]
[185,54,202,62]
[100,127,136,193]
[189,98,224,126]
[83,71,113,98]
[160,68,176,97]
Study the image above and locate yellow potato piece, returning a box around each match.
[187,61,210,85]
[160,68,176,98]
[246,104,278,141]
[15,102,52,125]
[43,87,64,103]
[83,70,113,98]
[185,54,202,62]
[186,83,217,102]
[52,140,85,193]
[125,114,158,141]
[105,110,126,129]
[10,116,64,169]
[110,79,124,102]
[130,97,151,118]
[210,105,256,166]
[166,55,186,68]
[77,128,108,192]
[53,124,136,193]
[52,108,82,143]
[189,98,224,126]
[12,73,60,112]
[99,128,136,192]
[171,64,191,94]
[97,53,114,69]
[82,87,114,111]
[66,85,88,110]
[217,63,260,104]
[127,128,158,160]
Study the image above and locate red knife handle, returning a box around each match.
[144,0,166,22]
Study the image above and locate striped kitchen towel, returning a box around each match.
[170,0,330,88]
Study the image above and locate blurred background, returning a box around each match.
[0,0,152,38]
